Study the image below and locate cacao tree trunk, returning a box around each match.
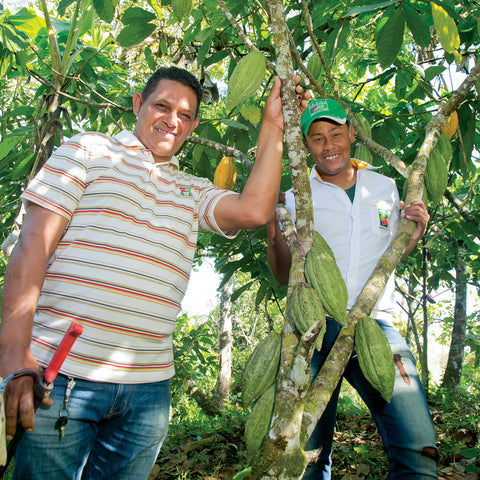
[420,248,430,392]
[442,241,468,391]
[215,275,234,410]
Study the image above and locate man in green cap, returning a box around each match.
[267,98,438,479]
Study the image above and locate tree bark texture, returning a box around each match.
[215,275,234,411]
[442,241,468,391]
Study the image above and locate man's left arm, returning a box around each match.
[213,77,284,231]
[400,200,430,259]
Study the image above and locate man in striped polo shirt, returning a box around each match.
[0,67,297,479]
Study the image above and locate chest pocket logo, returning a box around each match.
[377,208,390,230]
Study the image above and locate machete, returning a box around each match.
[0,321,84,477]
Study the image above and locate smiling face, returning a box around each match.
[305,119,356,185]
[133,79,200,163]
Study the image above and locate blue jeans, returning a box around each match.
[304,318,438,480]
[14,374,171,480]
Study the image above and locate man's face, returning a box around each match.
[133,79,199,163]
[305,120,355,178]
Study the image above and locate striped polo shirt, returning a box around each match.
[21,130,236,383]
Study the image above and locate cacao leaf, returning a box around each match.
[172,0,193,22]
[403,3,431,48]
[431,2,460,54]
[116,22,156,47]
[375,6,405,69]
[92,0,115,23]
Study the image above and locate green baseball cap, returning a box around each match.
[301,99,347,136]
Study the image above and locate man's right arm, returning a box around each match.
[0,203,68,436]
[266,214,292,286]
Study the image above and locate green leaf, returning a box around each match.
[121,7,156,25]
[375,6,405,69]
[424,65,446,82]
[8,7,45,38]
[144,47,155,70]
[116,23,156,48]
[57,0,76,15]
[0,23,29,52]
[172,0,193,22]
[202,50,228,68]
[461,448,480,460]
[344,0,395,17]
[403,3,431,48]
[12,152,34,180]
[92,0,115,23]
[431,2,460,54]
[221,119,249,130]
[0,136,22,163]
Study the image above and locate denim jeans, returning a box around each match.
[14,374,171,480]
[303,318,438,480]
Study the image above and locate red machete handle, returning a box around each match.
[44,321,84,384]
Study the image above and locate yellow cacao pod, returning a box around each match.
[241,331,281,406]
[225,51,266,111]
[213,156,237,190]
[425,148,448,204]
[244,383,276,462]
[443,111,458,139]
[305,232,348,325]
[287,283,326,350]
[353,144,373,165]
[355,316,395,402]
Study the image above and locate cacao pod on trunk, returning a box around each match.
[244,383,276,462]
[355,316,395,402]
[241,331,281,406]
[287,282,326,350]
[305,232,348,325]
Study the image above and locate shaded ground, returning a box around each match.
[152,403,480,480]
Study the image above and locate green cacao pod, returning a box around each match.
[240,103,262,125]
[354,113,372,137]
[213,156,237,190]
[225,51,266,111]
[353,144,373,165]
[355,316,395,402]
[425,148,448,204]
[241,331,281,406]
[244,383,276,462]
[307,55,323,80]
[287,283,326,350]
[304,232,348,325]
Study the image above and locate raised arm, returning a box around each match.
[0,203,68,437]
[213,77,284,231]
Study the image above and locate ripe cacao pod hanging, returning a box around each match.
[241,331,281,406]
[304,232,348,325]
[355,316,395,402]
[443,111,458,139]
[213,156,237,190]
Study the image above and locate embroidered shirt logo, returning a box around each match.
[378,208,390,230]
[179,187,192,197]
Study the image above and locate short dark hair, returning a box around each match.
[141,66,203,117]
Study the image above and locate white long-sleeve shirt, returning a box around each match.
[285,164,400,320]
